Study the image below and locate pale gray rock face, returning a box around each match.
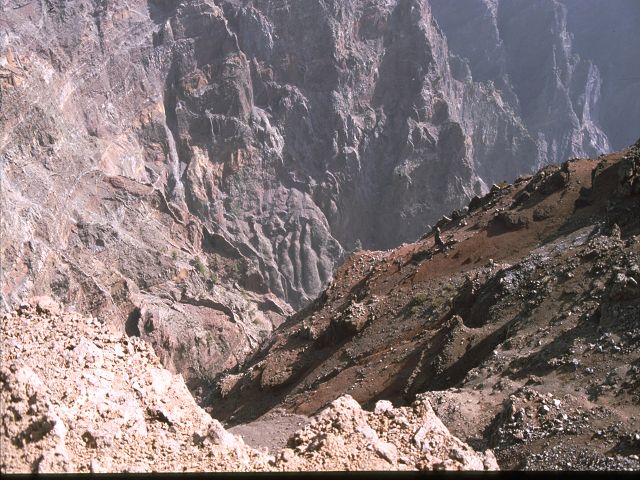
[430,0,640,167]
[0,0,291,388]
[0,0,636,385]
[561,0,640,151]
[163,0,537,254]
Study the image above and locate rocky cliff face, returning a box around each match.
[212,143,640,470]
[1,0,637,386]
[0,0,291,390]
[430,0,624,168]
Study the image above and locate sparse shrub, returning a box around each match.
[190,256,220,285]
[232,260,248,276]
[413,292,429,305]
[190,256,208,278]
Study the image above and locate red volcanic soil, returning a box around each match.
[210,144,640,470]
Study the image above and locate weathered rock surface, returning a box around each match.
[276,395,498,471]
[1,0,638,390]
[0,0,293,388]
[0,301,271,473]
[213,144,640,470]
[430,0,632,168]
[0,301,497,472]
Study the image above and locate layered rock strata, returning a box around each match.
[1,0,637,385]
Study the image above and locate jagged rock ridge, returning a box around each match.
[212,143,640,470]
[1,0,638,386]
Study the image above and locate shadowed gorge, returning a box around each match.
[1,0,639,473]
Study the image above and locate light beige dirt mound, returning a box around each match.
[0,299,270,473]
[1,298,497,473]
[276,396,498,471]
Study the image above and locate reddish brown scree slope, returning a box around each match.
[211,143,640,470]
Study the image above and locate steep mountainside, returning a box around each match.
[430,0,613,167]
[0,299,497,473]
[211,143,640,470]
[562,0,640,151]
[1,0,638,388]
[430,0,640,161]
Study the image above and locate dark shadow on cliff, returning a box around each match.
[147,0,179,26]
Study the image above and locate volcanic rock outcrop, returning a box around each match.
[212,143,640,470]
[1,0,639,388]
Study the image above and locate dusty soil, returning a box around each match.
[0,299,498,473]
[229,410,310,453]
[210,143,640,470]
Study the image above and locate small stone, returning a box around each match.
[449,448,467,463]
[356,424,378,441]
[280,448,295,463]
[414,426,428,447]
[203,420,241,449]
[374,400,394,414]
[375,441,398,465]
[90,458,107,473]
